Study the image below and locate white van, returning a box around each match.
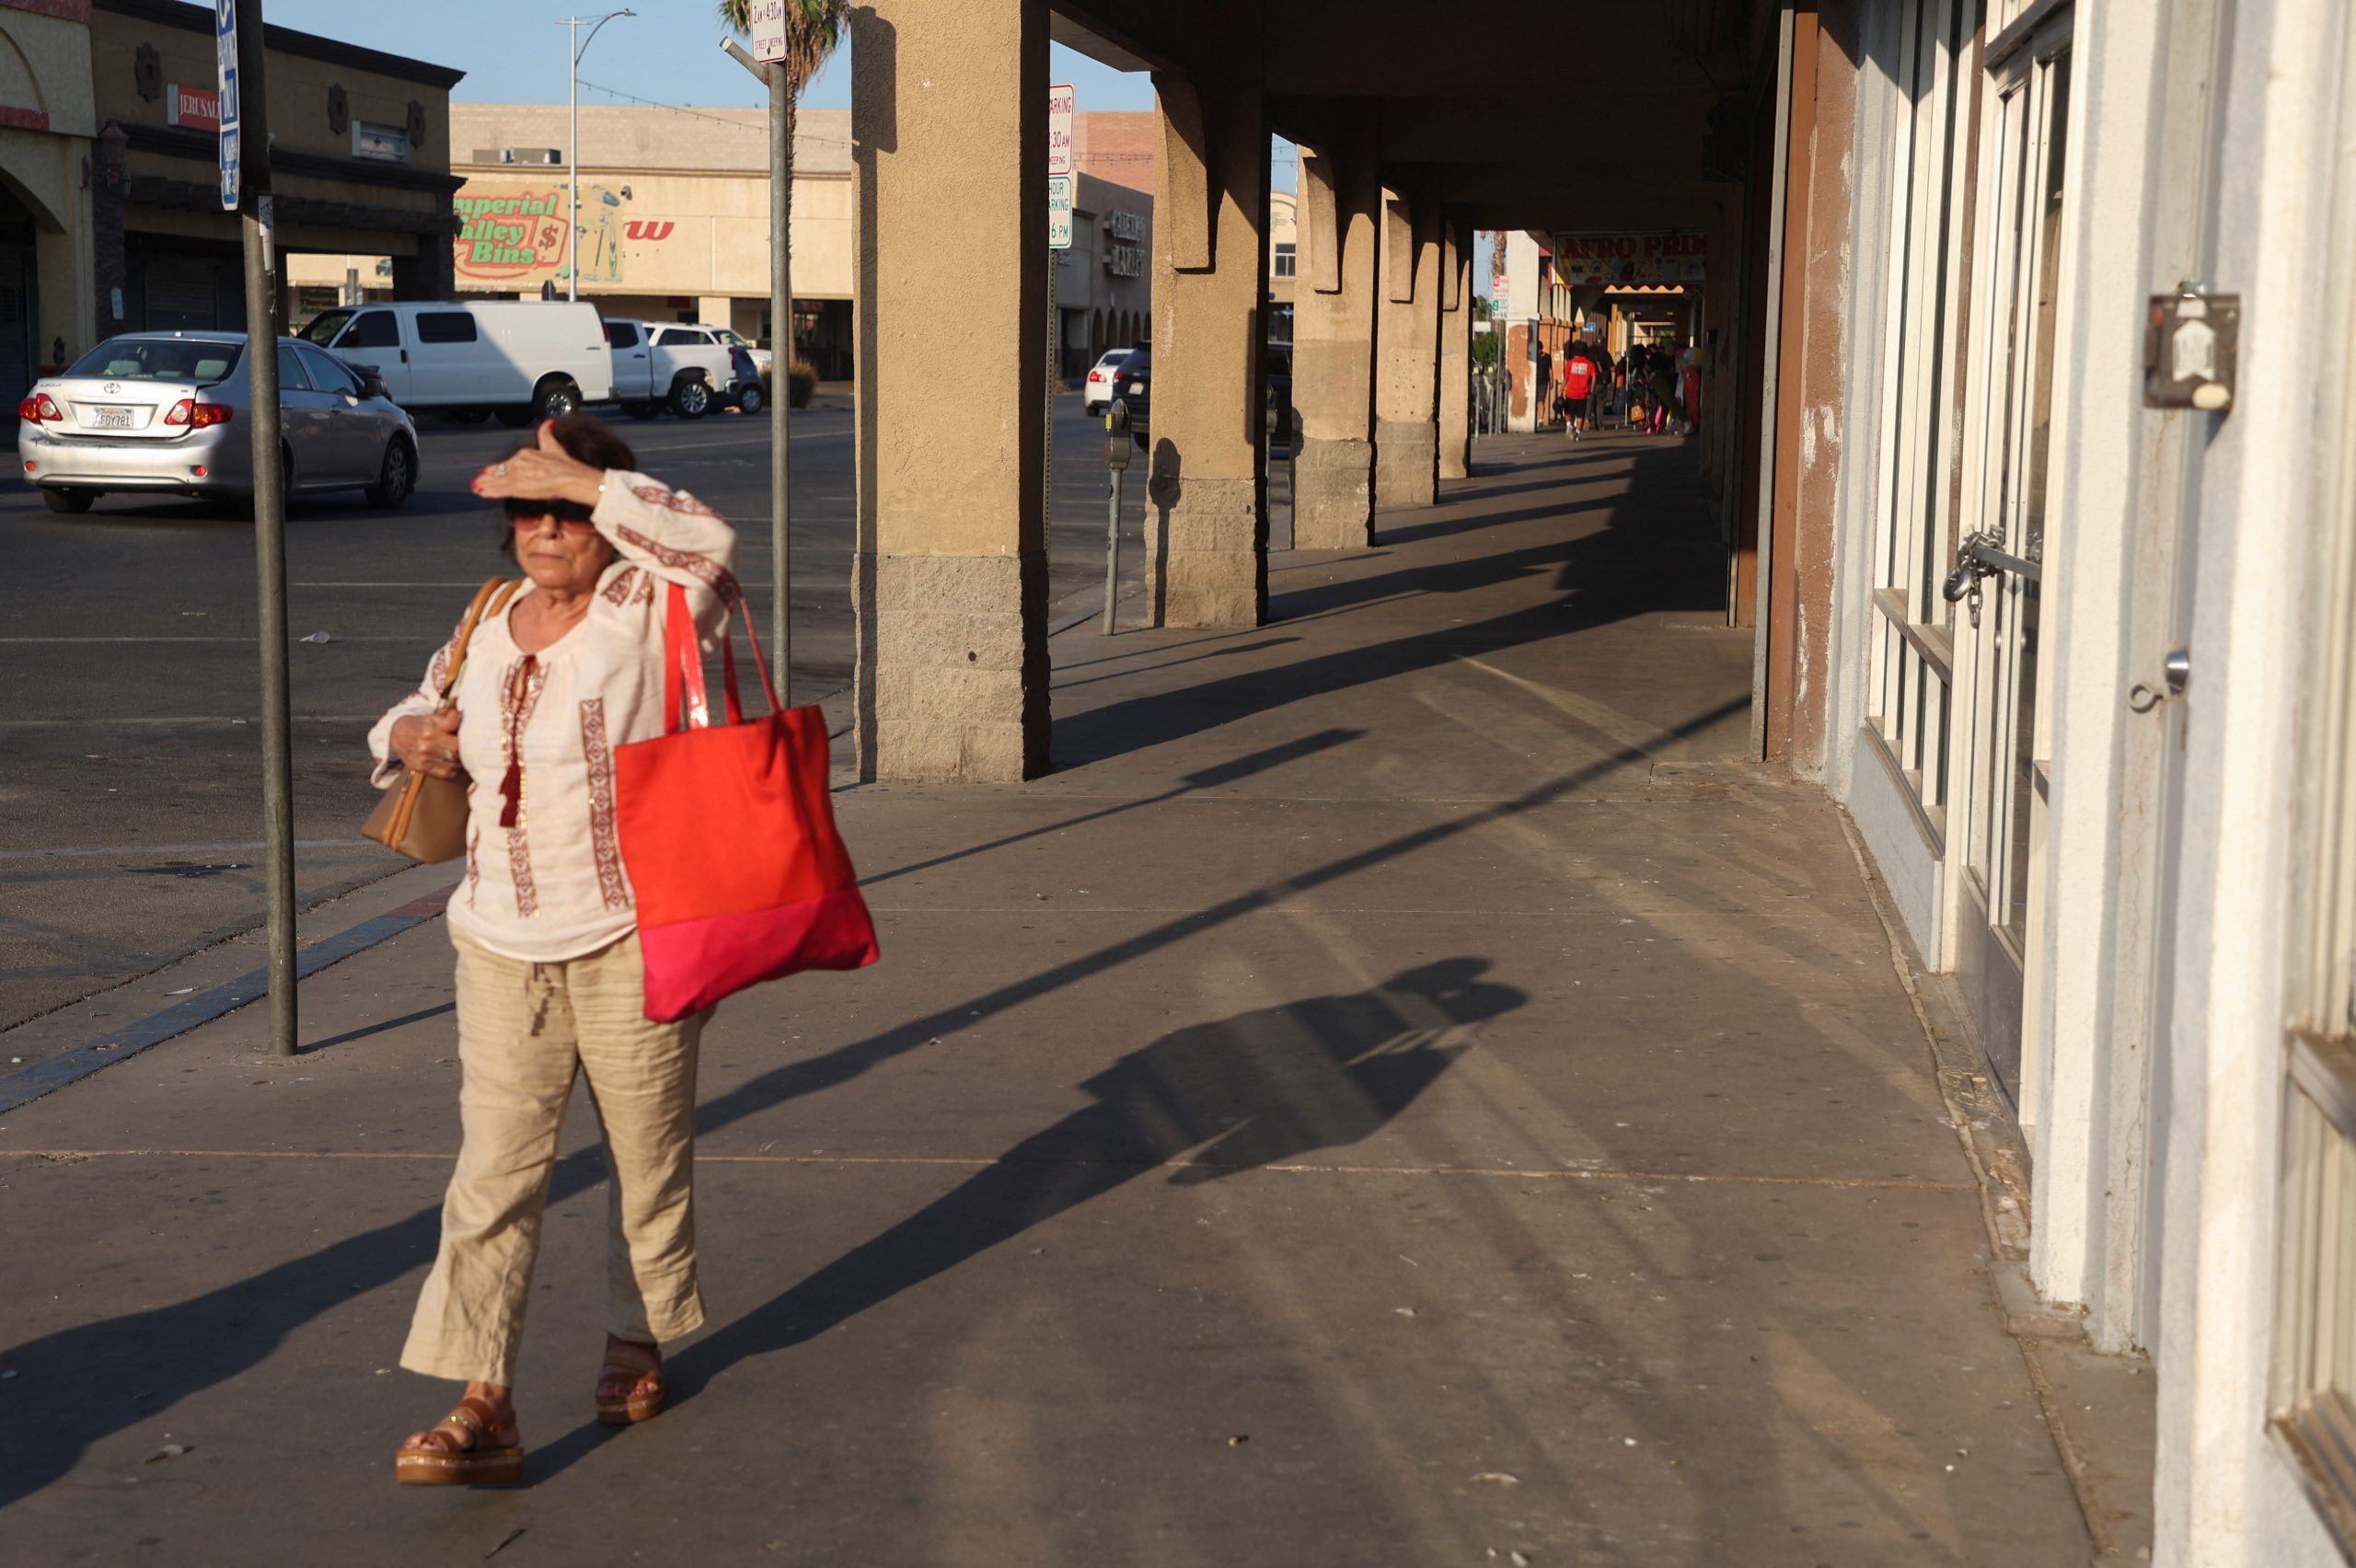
[298,301,614,425]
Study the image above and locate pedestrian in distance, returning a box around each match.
[1649,355,1681,435]
[1584,339,1611,431]
[372,415,743,1488]
[1560,342,1597,441]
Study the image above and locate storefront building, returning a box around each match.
[88,0,460,338]
[0,0,456,432]
[1059,170,1153,378]
[0,0,98,422]
[1495,228,1710,432]
[1765,0,2356,1556]
[291,106,1156,386]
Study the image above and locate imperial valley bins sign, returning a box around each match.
[453,186,681,288]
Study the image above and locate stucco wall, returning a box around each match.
[2147,0,2355,1560]
[88,3,456,240]
[0,4,96,141]
[0,4,97,367]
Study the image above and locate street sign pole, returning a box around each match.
[1047,86,1072,600]
[727,6,791,705]
[223,0,294,1056]
[770,54,791,704]
[567,17,579,303]
[1045,248,1057,553]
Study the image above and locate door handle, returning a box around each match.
[2130,648,2192,713]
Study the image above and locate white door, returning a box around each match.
[1953,12,2075,1096]
[410,309,495,404]
[334,308,410,404]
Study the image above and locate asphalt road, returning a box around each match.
[0,394,1183,1032]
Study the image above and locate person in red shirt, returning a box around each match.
[1560,349,1597,441]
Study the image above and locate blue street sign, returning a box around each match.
[216,0,239,210]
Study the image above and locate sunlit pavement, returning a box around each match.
[0,430,2131,1565]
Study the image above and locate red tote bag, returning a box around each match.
[614,583,879,1021]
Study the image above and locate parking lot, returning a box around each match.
[0,395,1164,1031]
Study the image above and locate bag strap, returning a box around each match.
[660,582,780,735]
[664,583,710,732]
[435,577,522,709]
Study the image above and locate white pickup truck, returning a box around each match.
[602,319,737,420]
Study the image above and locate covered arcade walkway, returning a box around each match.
[0,434,2142,1562]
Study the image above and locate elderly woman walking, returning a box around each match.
[371,416,738,1486]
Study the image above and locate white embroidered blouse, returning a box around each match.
[367,471,739,963]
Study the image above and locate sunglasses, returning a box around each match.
[504,502,598,529]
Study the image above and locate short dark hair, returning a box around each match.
[493,414,638,557]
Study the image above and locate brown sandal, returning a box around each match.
[595,1342,666,1426]
[394,1394,525,1486]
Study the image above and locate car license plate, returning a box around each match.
[91,406,135,430]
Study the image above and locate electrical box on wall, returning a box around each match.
[2144,290,2238,411]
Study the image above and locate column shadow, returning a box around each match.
[662,958,1523,1389]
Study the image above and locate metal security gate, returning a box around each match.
[0,243,32,434]
[1953,4,2077,1097]
[139,257,229,332]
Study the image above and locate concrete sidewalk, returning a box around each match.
[0,432,2139,1565]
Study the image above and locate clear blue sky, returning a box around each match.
[263,4,1151,142]
[257,3,1503,280]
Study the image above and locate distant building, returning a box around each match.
[1268,185,1296,314]
[1,0,461,422]
[1059,172,1154,379]
[289,105,1155,385]
[1494,228,1704,430]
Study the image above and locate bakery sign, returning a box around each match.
[167,84,222,132]
[1552,232,1708,286]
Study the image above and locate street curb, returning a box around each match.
[0,594,1096,1114]
[0,886,454,1117]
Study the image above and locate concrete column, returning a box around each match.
[1437,220,1471,481]
[1291,105,1379,549]
[1143,47,1267,628]
[851,0,1049,782]
[1374,183,1441,510]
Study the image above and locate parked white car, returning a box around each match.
[603,319,739,420]
[17,331,421,513]
[297,301,612,425]
[1083,346,1139,414]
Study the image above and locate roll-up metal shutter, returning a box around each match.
[0,245,31,431]
[142,258,224,331]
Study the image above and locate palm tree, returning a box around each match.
[718,0,845,385]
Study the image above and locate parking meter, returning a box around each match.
[1104,398,1133,470]
[1101,400,1131,633]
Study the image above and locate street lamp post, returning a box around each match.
[560,10,633,303]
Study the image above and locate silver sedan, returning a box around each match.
[16,331,420,515]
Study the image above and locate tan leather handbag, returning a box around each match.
[364,577,522,864]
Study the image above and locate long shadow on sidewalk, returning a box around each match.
[513,961,1528,1480]
[1056,446,1725,769]
[0,690,1742,1509]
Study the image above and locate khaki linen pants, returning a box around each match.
[402,928,709,1386]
